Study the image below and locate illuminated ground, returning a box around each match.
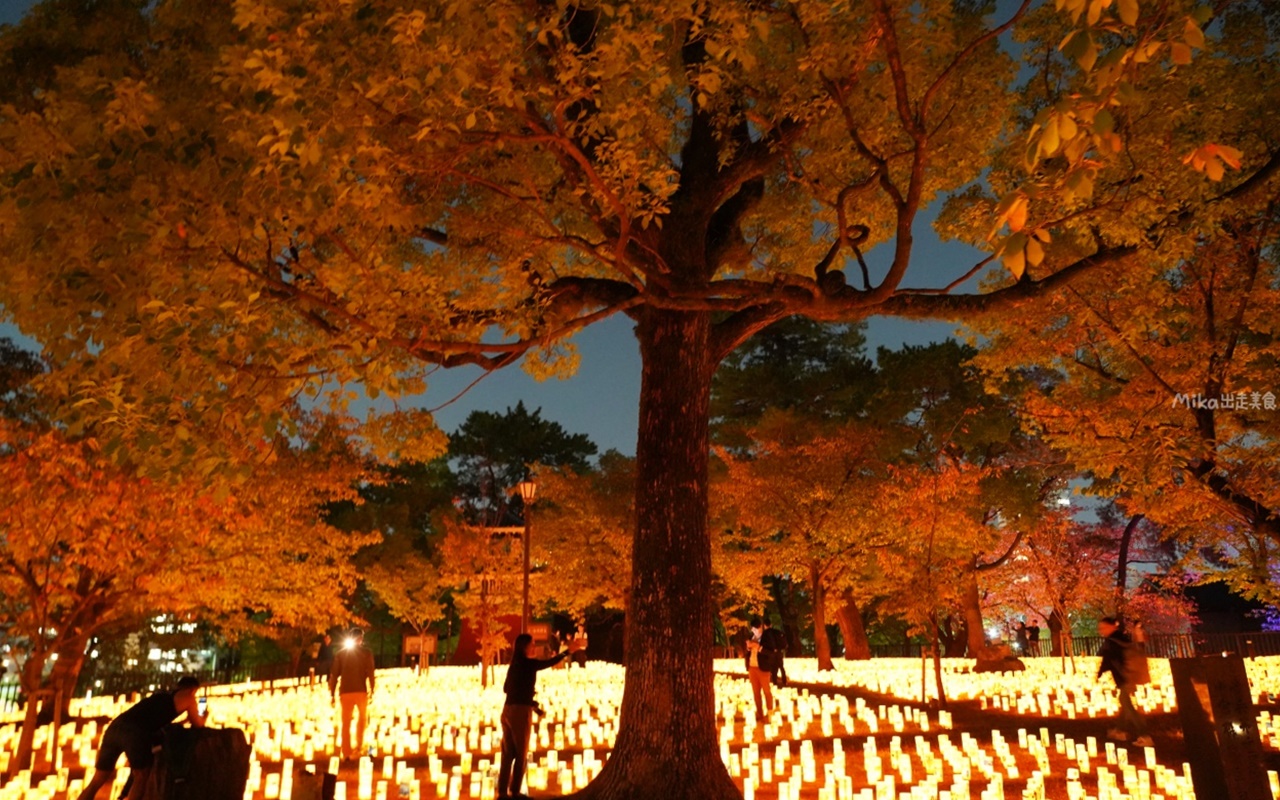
[4,657,1280,799]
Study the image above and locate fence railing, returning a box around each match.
[76,654,405,701]
[864,631,1280,661]
[10,632,1280,712]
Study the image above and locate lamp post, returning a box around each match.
[516,479,537,634]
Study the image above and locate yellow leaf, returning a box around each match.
[1117,0,1139,26]
[1171,42,1192,65]
[1184,18,1205,50]
[1040,122,1061,157]
[1026,238,1045,267]
[1008,197,1029,232]
[1216,145,1243,169]
[1058,114,1079,142]
[1003,246,1026,280]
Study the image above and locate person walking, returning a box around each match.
[329,628,377,760]
[1015,621,1030,655]
[1096,616,1152,746]
[568,623,589,668]
[760,618,788,688]
[1027,622,1041,656]
[76,676,207,800]
[499,633,568,799]
[744,617,774,721]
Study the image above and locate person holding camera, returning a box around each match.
[499,632,568,799]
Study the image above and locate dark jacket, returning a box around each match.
[112,691,182,734]
[1097,629,1132,685]
[329,645,376,696]
[503,651,567,706]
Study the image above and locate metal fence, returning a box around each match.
[77,654,405,701]
[866,631,1280,660]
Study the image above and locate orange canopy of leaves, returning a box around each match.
[0,423,376,690]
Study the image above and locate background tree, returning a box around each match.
[450,402,598,525]
[534,451,634,622]
[436,516,523,687]
[874,457,992,704]
[331,458,458,653]
[0,337,43,426]
[0,1,1264,797]
[715,411,889,670]
[873,341,1066,656]
[711,319,882,658]
[0,425,373,773]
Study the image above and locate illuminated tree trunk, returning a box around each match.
[962,564,986,656]
[810,565,834,671]
[835,592,871,661]
[1048,608,1066,658]
[42,635,89,723]
[580,308,738,800]
[12,652,46,776]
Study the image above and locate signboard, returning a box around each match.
[402,633,439,666]
[528,622,551,643]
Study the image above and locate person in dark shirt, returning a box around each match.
[498,633,567,799]
[329,628,377,760]
[76,676,206,800]
[1096,616,1152,746]
[760,618,788,688]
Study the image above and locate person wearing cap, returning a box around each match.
[329,628,377,760]
[76,676,207,800]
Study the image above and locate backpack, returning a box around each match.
[1122,639,1150,686]
[758,628,786,672]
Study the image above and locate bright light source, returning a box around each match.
[1056,497,1071,506]
[344,637,357,650]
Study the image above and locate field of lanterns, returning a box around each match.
[4,656,1280,800]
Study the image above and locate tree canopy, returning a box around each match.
[2,0,1275,796]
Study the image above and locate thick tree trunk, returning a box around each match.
[40,637,88,724]
[834,592,871,661]
[940,615,968,658]
[579,308,737,800]
[809,565,834,671]
[962,564,986,657]
[769,576,804,658]
[12,653,45,776]
[1048,608,1066,657]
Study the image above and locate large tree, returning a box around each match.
[1,1,1272,797]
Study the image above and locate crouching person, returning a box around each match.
[77,676,207,800]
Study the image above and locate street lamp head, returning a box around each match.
[517,479,537,503]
